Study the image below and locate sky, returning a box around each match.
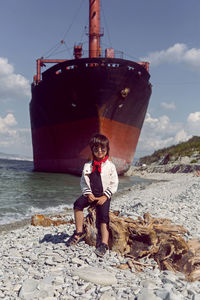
[0,0,200,160]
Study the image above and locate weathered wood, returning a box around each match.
[31,214,73,227]
[31,209,200,281]
[83,207,200,281]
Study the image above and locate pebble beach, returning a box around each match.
[1,171,200,300]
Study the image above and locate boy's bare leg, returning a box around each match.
[100,223,109,245]
[74,209,84,233]
[66,209,84,246]
[94,223,109,256]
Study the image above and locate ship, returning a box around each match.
[30,0,152,175]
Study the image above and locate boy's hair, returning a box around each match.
[89,134,110,156]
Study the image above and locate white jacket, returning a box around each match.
[80,159,118,199]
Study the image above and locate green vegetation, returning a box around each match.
[137,136,200,166]
[190,159,198,164]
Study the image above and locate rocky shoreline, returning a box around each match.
[1,172,200,299]
[125,163,200,176]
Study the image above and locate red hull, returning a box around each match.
[32,117,140,175]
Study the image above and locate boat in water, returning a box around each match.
[30,0,152,175]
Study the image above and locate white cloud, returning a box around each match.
[187,112,200,135]
[0,57,31,102]
[174,129,190,144]
[0,113,32,157]
[141,43,186,66]
[183,48,200,70]
[135,112,200,158]
[160,102,176,110]
[143,113,182,137]
[0,57,32,156]
[141,43,200,71]
[0,113,17,133]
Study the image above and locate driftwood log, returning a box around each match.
[31,214,73,227]
[31,209,200,281]
[83,207,200,282]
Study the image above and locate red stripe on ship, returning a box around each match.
[32,117,140,175]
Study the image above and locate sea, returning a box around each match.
[0,158,149,225]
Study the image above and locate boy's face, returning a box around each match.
[92,145,107,161]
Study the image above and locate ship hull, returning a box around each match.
[30,58,151,175]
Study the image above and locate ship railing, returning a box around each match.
[33,57,150,84]
[33,49,124,84]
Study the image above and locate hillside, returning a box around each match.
[127,136,200,174]
[137,136,200,165]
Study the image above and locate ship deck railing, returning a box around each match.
[33,55,150,85]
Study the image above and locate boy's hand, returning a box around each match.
[96,195,108,205]
[88,193,96,203]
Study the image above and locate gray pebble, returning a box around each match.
[1,173,200,299]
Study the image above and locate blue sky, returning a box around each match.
[0,0,200,159]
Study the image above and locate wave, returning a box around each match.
[0,203,73,225]
[0,152,33,162]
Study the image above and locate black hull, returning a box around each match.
[30,58,151,174]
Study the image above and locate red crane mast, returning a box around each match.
[89,0,102,58]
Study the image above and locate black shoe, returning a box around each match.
[95,243,109,257]
[66,231,85,247]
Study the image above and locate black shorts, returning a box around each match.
[74,195,110,224]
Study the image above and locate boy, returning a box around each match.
[66,134,118,257]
